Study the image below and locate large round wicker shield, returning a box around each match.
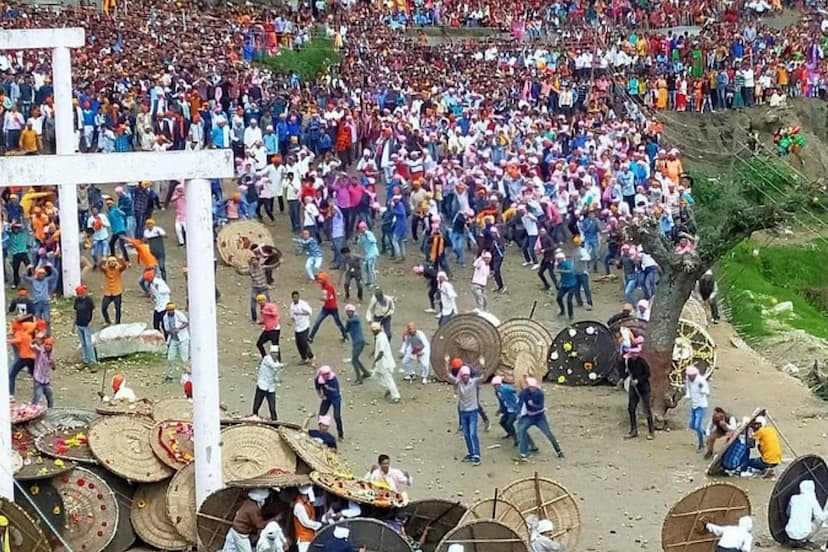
[15,479,64,547]
[435,520,527,552]
[220,424,297,481]
[216,220,276,271]
[0,496,51,552]
[401,499,467,552]
[95,398,155,417]
[497,318,553,372]
[88,415,175,482]
[309,518,413,552]
[12,427,76,481]
[166,461,197,545]
[152,399,194,422]
[546,321,616,386]
[310,471,408,508]
[512,352,540,392]
[25,407,98,436]
[35,427,97,464]
[150,420,194,471]
[682,296,709,327]
[706,408,765,476]
[670,319,717,388]
[498,475,580,551]
[430,314,501,382]
[88,465,137,552]
[768,454,828,544]
[131,481,189,551]
[278,427,352,475]
[52,467,120,552]
[662,483,751,552]
[459,497,530,542]
[197,486,248,551]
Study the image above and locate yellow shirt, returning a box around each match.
[753,426,782,465]
[19,128,39,153]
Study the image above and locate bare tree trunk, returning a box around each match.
[642,267,701,425]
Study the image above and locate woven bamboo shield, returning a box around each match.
[226,473,312,489]
[661,483,751,552]
[216,220,275,271]
[768,454,828,544]
[309,518,413,552]
[498,474,581,551]
[310,471,408,508]
[0,496,51,552]
[52,467,119,552]
[706,408,765,476]
[513,352,540,392]
[15,479,64,548]
[497,318,553,372]
[459,497,530,542]
[166,462,197,545]
[197,486,248,550]
[547,321,616,386]
[670,319,717,389]
[221,424,297,481]
[279,427,352,475]
[95,398,155,417]
[35,427,97,464]
[681,296,709,327]
[131,481,189,551]
[88,415,174,482]
[152,399,194,422]
[150,421,194,470]
[401,499,467,552]
[430,314,502,382]
[26,407,98,436]
[12,427,76,481]
[88,465,137,552]
[10,402,47,424]
[435,520,528,552]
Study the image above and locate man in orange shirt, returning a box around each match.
[124,237,158,295]
[99,256,127,325]
[18,120,39,154]
[8,319,37,397]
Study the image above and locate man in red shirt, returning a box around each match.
[308,272,347,344]
[255,294,281,359]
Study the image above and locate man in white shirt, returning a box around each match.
[684,365,710,451]
[371,322,400,403]
[148,273,171,334]
[438,271,458,326]
[243,119,263,149]
[785,480,828,547]
[161,302,189,383]
[261,158,285,213]
[706,516,752,552]
[289,291,314,364]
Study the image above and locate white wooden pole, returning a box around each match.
[184,178,223,506]
[52,45,82,296]
[0,260,14,500]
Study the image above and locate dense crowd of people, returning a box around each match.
[3,0,828,549]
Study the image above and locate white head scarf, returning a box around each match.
[333,526,350,540]
[248,488,270,508]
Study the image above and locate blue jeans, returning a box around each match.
[319,398,344,438]
[126,215,136,238]
[459,409,481,459]
[574,274,593,307]
[642,267,658,299]
[391,234,405,258]
[249,287,270,321]
[745,457,777,471]
[288,200,300,232]
[33,300,50,324]
[32,382,54,407]
[305,256,322,280]
[517,414,562,457]
[331,236,345,268]
[309,307,347,341]
[689,406,707,449]
[92,239,107,262]
[585,240,599,272]
[522,234,538,264]
[450,230,466,266]
[77,325,97,364]
[624,274,638,304]
[364,256,377,286]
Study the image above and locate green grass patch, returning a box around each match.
[719,239,828,340]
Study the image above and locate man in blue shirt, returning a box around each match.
[315,365,344,440]
[554,251,577,322]
[514,377,565,461]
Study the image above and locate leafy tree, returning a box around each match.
[259,37,341,83]
[625,155,807,421]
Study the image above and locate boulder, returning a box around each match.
[92,323,166,359]
[770,301,794,314]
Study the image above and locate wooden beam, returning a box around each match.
[0,28,85,49]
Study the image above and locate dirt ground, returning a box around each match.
[34,182,828,551]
